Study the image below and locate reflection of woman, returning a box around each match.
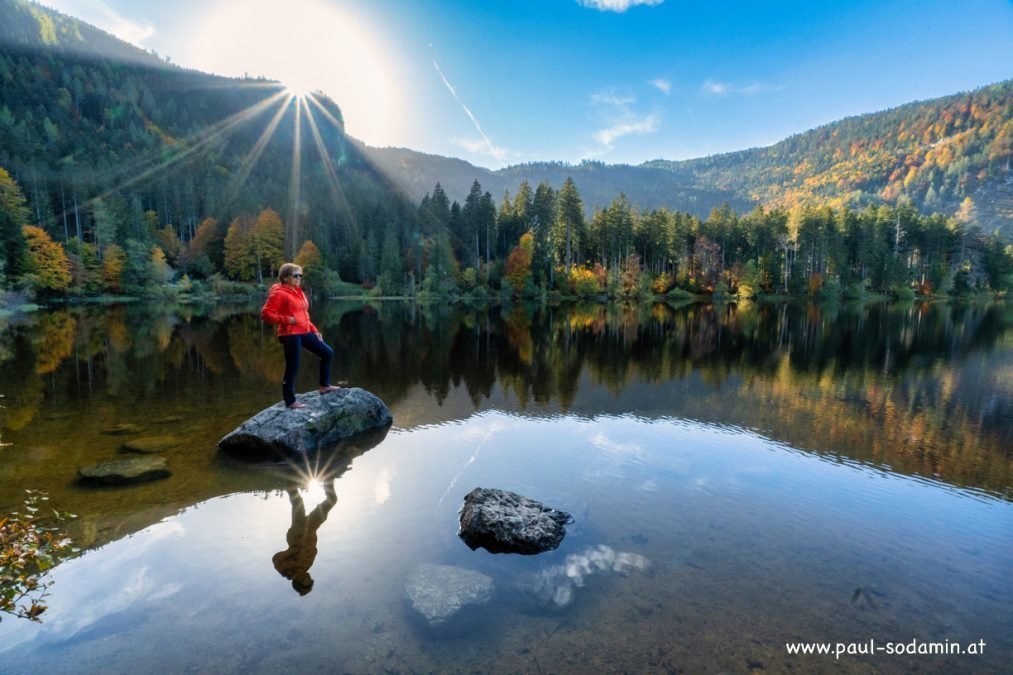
[272,480,339,595]
[261,263,341,409]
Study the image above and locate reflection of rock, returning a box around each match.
[101,423,144,436]
[458,488,573,555]
[118,436,179,454]
[78,456,171,486]
[405,564,495,631]
[217,388,393,456]
[519,545,651,610]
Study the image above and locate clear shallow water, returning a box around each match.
[0,300,1010,672]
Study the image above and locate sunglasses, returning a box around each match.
[291,274,303,278]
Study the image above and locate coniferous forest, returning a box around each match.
[0,0,1010,304]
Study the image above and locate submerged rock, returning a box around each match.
[217,388,392,456]
[101,423,144,436]
[458,487,573,555]
[119,436,179,454]
[78,456,171,486]
[404,564,495,630]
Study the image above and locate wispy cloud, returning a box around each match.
[591,93,636,106]
[452,136,510,160]
[650,78,671,94]
[593,115,659,147]
[586,89,659,155]
[42,0,155,45]
[431,54,507,165]
[702,79,773,96]
[577,0,664,12]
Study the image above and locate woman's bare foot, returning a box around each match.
[287,401,306,409]
[319,385,342,394]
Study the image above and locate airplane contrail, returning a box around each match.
[431,55,505,165]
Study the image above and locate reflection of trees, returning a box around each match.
[335,299,1009,495]
[1,299,1008,497]
[32,311,76,375]
[227,315,281,384]
[0,331,44,431]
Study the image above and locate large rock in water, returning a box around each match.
[78,456,171,486]
[458,487,574,555]
[404,564,495,631]
[217,388,392,456]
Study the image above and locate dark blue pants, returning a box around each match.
[279,332,334,406]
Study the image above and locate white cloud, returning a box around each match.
[577,0,664,12]
[650,78,671,94]
[702,79,772,96]
[452,136,510,163]
[587,89,660,153]
[593,115,659,147]
[702,79,730,95]
[41,0,155,45]
[591,93,636,106]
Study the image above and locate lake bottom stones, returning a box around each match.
[404,564,495,634]
[77,456,171,486]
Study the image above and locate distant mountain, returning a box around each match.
[0,0,414,281]
[362,146,752,219]
[365,81,1012,234]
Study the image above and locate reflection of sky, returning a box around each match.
[2,412,1010,669]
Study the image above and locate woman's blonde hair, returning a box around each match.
[278,263,302,282]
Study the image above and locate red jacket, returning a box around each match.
[261,283,319,336]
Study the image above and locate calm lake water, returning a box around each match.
[0,299,1010,673]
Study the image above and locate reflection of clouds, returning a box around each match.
[588,431,644,458]
[46,567,183,639]
[374,468,392,504]
[521,545,651,609]
[0,519,187,653]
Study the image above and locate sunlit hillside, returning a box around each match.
[0,0,413,283]
[646,81,1013,233]
[367,82,1012,236]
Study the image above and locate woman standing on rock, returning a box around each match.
[261,263,342,409]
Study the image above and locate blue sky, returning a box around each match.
[37,0,1013,168]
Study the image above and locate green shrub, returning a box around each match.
[892,285,916,301]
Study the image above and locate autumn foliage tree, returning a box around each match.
[504,232,534,296]
[294,239,324,289]
[223,215,256,281]
[102,243,126,292]
[20,225,71,293]
[0,167,29,281]
[251,208,285,282]
[181,217,221,278]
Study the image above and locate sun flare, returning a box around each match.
[186,0,398,145]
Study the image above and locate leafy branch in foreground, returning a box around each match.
[0,490,79,622]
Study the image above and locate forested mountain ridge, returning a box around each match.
[0,0,414,284]
[645,80,1013,233]
[361,146,753,221]
[0,0,166,66]
[366,81,1012,236]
